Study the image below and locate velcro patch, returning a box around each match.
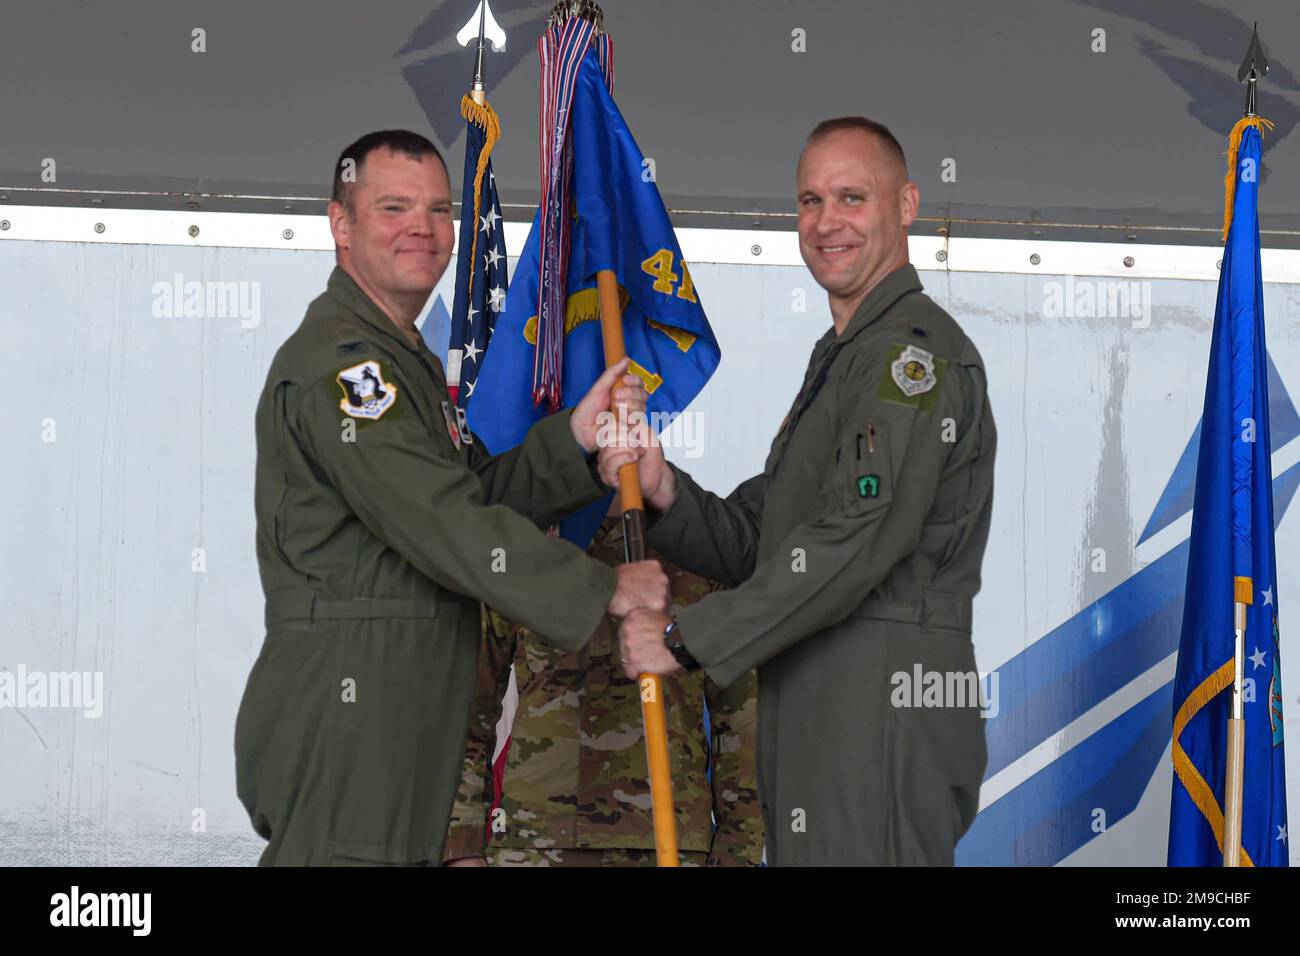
[336,360,398,420]
[879,342,946,412]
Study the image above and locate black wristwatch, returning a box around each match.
[663,619,701,671]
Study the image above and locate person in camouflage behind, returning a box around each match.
[443,513,763,867]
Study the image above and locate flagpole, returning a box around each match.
[597,268,680,868]
[1224,584,1248,866]
[543,0,679,866]
[450,1,501,407]
[1222,23,1268,868]
[469,0,488,105]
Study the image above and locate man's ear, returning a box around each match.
[328,200,351,250]
[899,181,920,228]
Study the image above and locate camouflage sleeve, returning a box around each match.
[704,670,764,867]
[443,606,518,862]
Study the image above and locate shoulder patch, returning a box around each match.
[879,342,946,412]
[336,359,398,420]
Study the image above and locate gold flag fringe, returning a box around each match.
[1171,657,1256,865]
[460,95,503,293]
[1222,115,1275,242]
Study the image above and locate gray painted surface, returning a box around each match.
[1,240,1297,864]
[3,1,1300,243]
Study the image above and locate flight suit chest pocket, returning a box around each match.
[840,421,894,516]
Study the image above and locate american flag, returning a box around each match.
[448,94,509,409]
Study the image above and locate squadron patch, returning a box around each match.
[892,344,937,396]
[440,400,463,450]
[879,343,946,413]
[336,360,397,420]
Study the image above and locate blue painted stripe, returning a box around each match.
[985,459,1299,779]
[959,681,1173,865]
[984,541,1187,776]
[1140,354,1298,545]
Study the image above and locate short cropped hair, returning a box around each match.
[331,130,445,207]
[805,117,907,178]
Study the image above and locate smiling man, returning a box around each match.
[610,117,998,866]
[235,130,667,866]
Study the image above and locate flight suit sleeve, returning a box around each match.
[465,411,608,523]
[674,347,972,688]
[443,607,518,861]
[291,360,617,651]
[645,469,766,588]
[704,671,764,866]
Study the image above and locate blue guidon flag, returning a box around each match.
[448,91,509,419]
[468,11,721,546]
[1168,115,1288,866]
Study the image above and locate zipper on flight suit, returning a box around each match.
[772,344,844,475]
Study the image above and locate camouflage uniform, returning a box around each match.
[486,847,706,867]
[444,518,763,866]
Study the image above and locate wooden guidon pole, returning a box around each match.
[1223,577,1251,866]
[596,267,679,867]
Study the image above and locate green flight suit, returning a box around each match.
[647,264,996,866]
[235,266,617,866]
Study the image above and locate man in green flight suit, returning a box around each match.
[610,117,998,866]
[235,130,666,866]
[442,509,763,868]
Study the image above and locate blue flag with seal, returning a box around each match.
[1168,117,1288,866]
[468,41,721,546]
